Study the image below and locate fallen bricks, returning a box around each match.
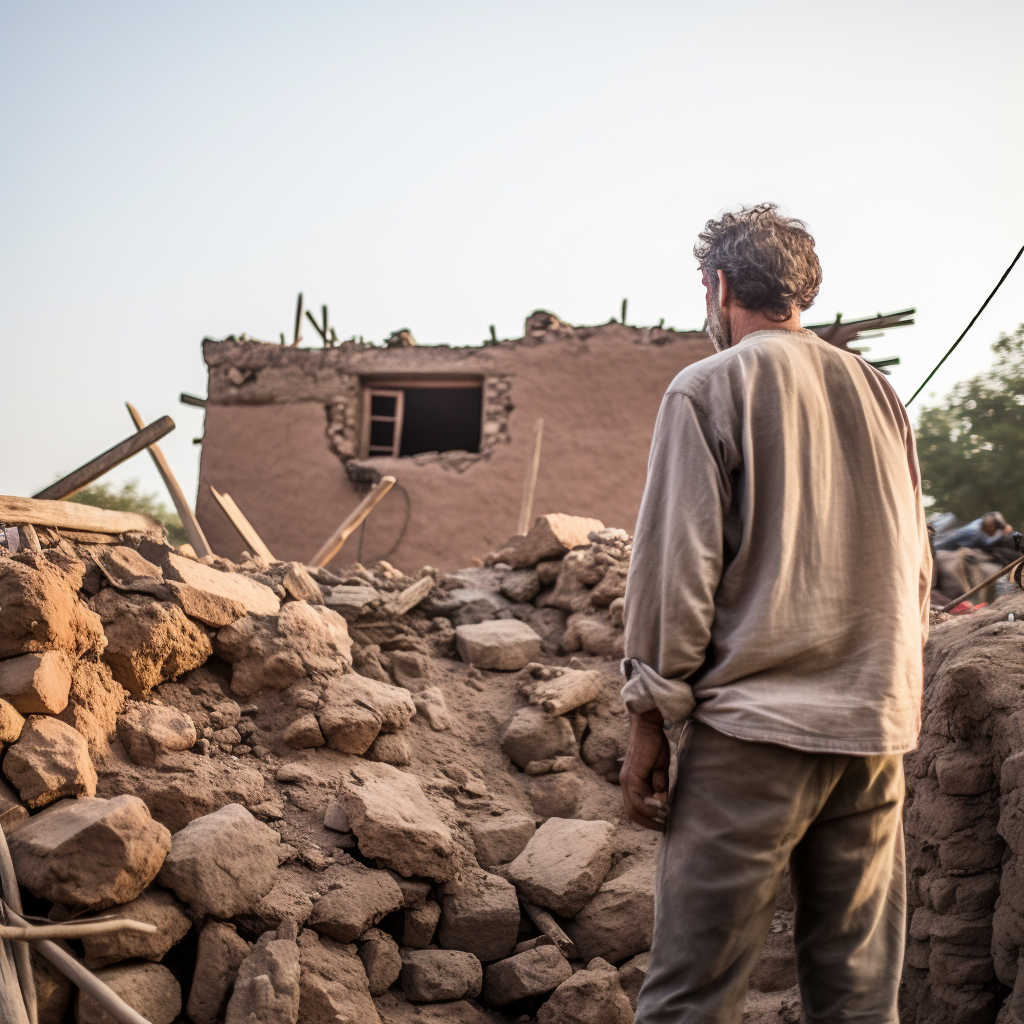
[0,511,805,1023]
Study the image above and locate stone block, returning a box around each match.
[489,514,606,569]
[936,752,994,796]
[501,706,576,769]
[0,697,25,743]
[525,773,583,819]
[307,862,404,942]
[357,928,402,997]
[76,962,181,1024]
[187,920,251,1024]
[501,569,542,604]
[617,950,650,1009]
[81,887,191,968]
[163,552,281,616]
[225,922,300,1024]
[439,867,520,962]
[365,730,412,765]
[283,713,325,749]
[470,813,536,868]
[334,758,459,881]
[116,703,197,765]
[536,957,633,1024]
[164,580,247,627]
[483,945,573,1005]
[456,620,542,671]
[4,715,97,808]
[565,858,655,963]
[507,817,616,917]
[401,949,483,1003]
[56,658,124,752]
[0,650,72,713]
[404,900,441,948]
[282,563,323,603]
[158,803,280,918]
[10,795,170,909]
[318,674,415,754]
[297,929,380,1024]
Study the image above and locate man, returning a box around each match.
[933,512,1013,555]
[620,204,931,1024]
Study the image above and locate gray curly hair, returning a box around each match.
[694,203,822,321]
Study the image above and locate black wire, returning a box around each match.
[906,242,1024,407]
[355,481,411,565]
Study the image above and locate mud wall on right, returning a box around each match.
[901,593,1024,1024]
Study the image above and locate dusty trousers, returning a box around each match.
[635,722,906,1024]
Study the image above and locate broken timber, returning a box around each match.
[126,403,212,558]
[0,496,163,536]
[310,476,397,567]
[209,486,275,563]
[32,417,175,501]
[521,668,605,717]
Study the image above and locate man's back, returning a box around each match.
[624,327,931,754]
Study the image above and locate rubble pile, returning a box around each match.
[0,512,800,1024]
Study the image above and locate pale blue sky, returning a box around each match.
[2,1,1023,509]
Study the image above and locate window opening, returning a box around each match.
[361,380,483,458]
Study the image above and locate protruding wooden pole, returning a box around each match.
[292,292,304,346]
[126,403,212,557]
[516,418,544,537]
[310,476,396,567]
[33,418,175,501]
[210,486,275,563]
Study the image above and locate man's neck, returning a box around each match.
[727,307,802,347]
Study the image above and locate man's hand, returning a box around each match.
[620,709,671,831]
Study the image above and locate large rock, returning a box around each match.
[489,514,606,569]
[455,620,542,671]
[483,946,573,1005]
[307,861,404,942]
[0,697,24,743]
[404,900,441,948]
[216,602,352,697]
[163,551,281,615]
[500,707,576,770]
[225,922,300,1024]
[158,803,280,918]
[470,812,536,868]
[357,928,402,997]
[0,650,72,713]
[400,949,483,1003]
[317,673,416,755]
[617,951,650,1010]
[116,702,197,764]
[91,588,212,699]
[3,715,97,808]
[56,658,124,752]
[536,957,634,1024]
[565,858,655,963]
[81,887,191,967]
[233,864,316,935]
[187,920,251,1024]
[507,818,616,917]
[75,961,181,1024]
[438,867,520,962]
[334,758,460,881]
[0,557,105,659]
[9,795,170,909]
[298,930,381,1024]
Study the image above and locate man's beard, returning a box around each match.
[706,296,732,352]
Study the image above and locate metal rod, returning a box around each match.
[32,418,175,501]
[125,404,212,557]
[940,556,1024,614]
[310,476,396,567]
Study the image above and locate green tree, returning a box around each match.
[917,324,1024,528]
[68,479,187,546]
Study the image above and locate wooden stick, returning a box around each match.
[310,476,396,567]
[0,496,162,536]
[292,292,304,347]
[179,393,206,408]
[0,920,157,942]
[516,418,544,536]
[125,404,212,557]
[940,556,1024,613]
[33,418,175,501]
[521,902,576,959]
[209,487,275,563]
[382,575,433,616]
[522,669,604,717]
[4,908,153,1024]
[0,827,35,1024]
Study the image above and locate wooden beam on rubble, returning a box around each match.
[209,486,276,564]
[32,417,175,502]
[310,476,397,567]
[126,403,212,558]
[0,495,163,536]
[516,418,544,537]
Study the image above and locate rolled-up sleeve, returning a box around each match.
[621,390,731,722]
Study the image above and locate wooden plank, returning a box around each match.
[33,417,175,501]
[310,476,397,567]
[516,418,544,536]
[209,486,276,563]
[126,403,212,557]
[0,496,163,535]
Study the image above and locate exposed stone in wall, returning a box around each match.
[324,376,363,462]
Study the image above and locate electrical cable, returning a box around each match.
[356,481,411,565]
[906,242,1024,407]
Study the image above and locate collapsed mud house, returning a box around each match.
[194,309,914,572]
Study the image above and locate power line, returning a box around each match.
[905,242,1024,407]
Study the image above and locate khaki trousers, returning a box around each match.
[636,722,906,1024]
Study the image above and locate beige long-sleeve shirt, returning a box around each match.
[622,328,931,755]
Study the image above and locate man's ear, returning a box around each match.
[717,269,730,309]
